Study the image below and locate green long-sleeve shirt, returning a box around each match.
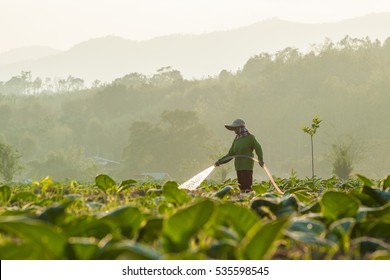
[218,134,263,171]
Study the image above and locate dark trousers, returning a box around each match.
[237,170,253,192]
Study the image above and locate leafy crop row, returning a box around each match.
[0,174,389,259]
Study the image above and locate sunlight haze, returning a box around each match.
[1,0,390,52]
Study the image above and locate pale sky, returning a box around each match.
[1,0,390,52]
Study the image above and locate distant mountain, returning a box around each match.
[0,46,61,65]
[0,13,389,83]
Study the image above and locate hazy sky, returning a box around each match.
[1,0,390,52]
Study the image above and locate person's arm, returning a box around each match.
[215,140,235,166]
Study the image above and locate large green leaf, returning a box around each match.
[250,195,298,218]
[65,237,100,260]
[99,240,161,260]
[61,215,112,239]
[288,218,326,235]
[0,243,50,260]
[353,220,390,239]
[365,203,390,222]
[293,191,312,204]
[137,218,163,243]
[0,216,66,259]
[162,199,214,253]
[162,181,191,205]
[0,185,11,203]
[0,208,35,217]
[383,175,390,190]
[356,174,375,187]
[38,200,74,225]
[64,207,144,240]
[321,191,360,221]
[301,201,322,214]
[286,218,333,248]
[213,225,239,241]
[206,240,237,260]
[326,218,356,252]
[327,218,356,240]
[118,179,137,191]
[100,206,144,239]
[351,237,390,257]
[214,185,233,199]
[362,186,390,206]
[252,184,268,195]
[215,202,259,239]
[240,218,289,260]
[95,174,117,192]
[285,231,335,247]
[352,192,378,207]
[250,198,278,218]
[10,191,37,203]
[277,195,299,216]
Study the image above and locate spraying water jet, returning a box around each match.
[179,155,283,194]
[178,165,215,190]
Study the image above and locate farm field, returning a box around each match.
[0,174,389,260]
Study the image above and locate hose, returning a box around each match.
[219,155,284,194]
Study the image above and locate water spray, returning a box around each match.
[179,155,283,194]
[178,165,215,190]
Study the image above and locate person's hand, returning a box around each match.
[259,161,264,167]
[214,161,220,167]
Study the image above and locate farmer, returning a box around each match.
[214,118,264,192]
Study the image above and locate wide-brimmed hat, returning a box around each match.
[224,118,245,130]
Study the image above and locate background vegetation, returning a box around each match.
[1,36,390,182]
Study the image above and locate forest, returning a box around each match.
[1,36,390,182]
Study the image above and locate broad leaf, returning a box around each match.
[250,198,278,218]
[356,174,375,187]
[240,218,289,259]
[0,185,11,203]
[321,191,360,221]
[214,186,233,199]
[0,216,66,259]
[99,240,161,260]
[215,202,259,238]
[95,174,117,191]
[162,181,190,205]
[365,203,390,222]
[61,215,111,239]
[326,218,356,252]
[353,220,390,239]
[137,218,163,243]
[100,206,144,239]
[0,243,51,260]
[351,237,390,257]
[206,240,237,260]
[383,175,390,190]
[277,195,299,216]
[10,191,37,203]
[118,179,137,192]
[288,218,326,235]
[362,186,390,206]
[65,237,100,260]
[38,200,74,225]
[252,184,268,195]
[162,199,214,252]
[285,231,335,247]
[301,201,321,214]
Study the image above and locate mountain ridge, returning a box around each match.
[0,46,61,65]
[1,12,389,83]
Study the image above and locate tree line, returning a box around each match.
[1,36,390,182]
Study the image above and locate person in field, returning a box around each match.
[214,118,264,192]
